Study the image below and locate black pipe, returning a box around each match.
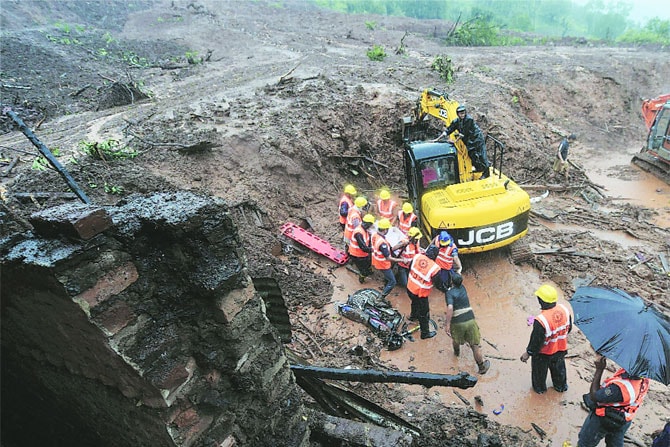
[3,109,90,204]
[291,364,477,389]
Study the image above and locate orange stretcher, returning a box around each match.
[279,222,349,265]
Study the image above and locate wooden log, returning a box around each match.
[308,410,414,447]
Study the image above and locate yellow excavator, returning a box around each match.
[402,89,531,260]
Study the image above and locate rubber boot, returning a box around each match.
[419,316,436,339]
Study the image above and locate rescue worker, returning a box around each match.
[392,227,422,290]
[433,105,491,179]
[344,196,368,250]
[550,133,576,182]
[396,202,418,235]
[431,231,463,291]
[520,284,572,394]
[406,245,441,339]
[444,273,490,374]
[376,189,397,224]
[371,218,403,299]
[578,355,650,447]
[349,214,375,283]
[338,184,357,231]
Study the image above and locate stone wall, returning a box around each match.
[0,192,309,447]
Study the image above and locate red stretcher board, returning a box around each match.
[279,222,349,265]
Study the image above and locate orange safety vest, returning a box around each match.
[371,233,391,270]
[344,207,362,243]
[338,195,354,225]
[398,239,420,268]
[397,211,417,234]
[349,225,370,258]
[407,253,440,298]
[595,369,650,422]
[377,198,397,220]
[535,303,571,355]
[432,236,456,270]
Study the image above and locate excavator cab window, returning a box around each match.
[420,156,457,189]
[651,106,670,151]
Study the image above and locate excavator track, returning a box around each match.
[631,152,670,185]
[509,238,534,265]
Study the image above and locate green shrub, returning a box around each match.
[431,55,454,84]
[365,21,377,30]
[366,44,387,61]
[79,139,138,161]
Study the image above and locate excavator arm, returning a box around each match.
[405,89,473,183]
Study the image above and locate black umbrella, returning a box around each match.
[571,286,670,385]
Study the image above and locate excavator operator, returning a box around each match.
[435,105,491,179]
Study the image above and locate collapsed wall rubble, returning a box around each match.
[0,192,309,447]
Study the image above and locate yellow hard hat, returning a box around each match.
[408,227,422,239]
[377,218,391,230]
[362,214,375,224]
[379,189,391,200]
[402,202,413,214]
[344,184,357,195]
[535,284,558,303]
[354,196,368,208]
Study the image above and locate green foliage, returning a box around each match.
[365,20,377,30]
[185,50,202,64]
[366,44,387,61]
[617,18,670,45]
[104,183,125,195]
[310,0,667,44]
[447,14,505,46]
[31,147,61,171]
[79,139,138,161]
[431,55,454,84]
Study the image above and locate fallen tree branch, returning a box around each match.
[329,154,389,169]
[70,84,92,97]
[1,83,31,90]
[278,62,301,84]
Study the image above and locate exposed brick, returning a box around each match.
[75,262,138,310]
[218,283,255,323]
[219,435,237,447]
[29,203,113,240]
[95,299,136,335]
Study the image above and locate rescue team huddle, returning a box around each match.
[337,184,651,446]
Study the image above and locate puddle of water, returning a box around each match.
[576,146,670,228]
[300,249,665,445]
[540,221,646,250]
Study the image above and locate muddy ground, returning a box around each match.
[1,0,669,446]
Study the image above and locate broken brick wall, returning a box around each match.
[0,192,309,447]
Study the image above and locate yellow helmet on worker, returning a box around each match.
[535,284,558,303]
[354,196,368,208]
[408,227,422,239]
[362,214,375,224]
[377,218,391,230]
[379,189,391,200]
[344,184,357,196]
[402,202,413,214]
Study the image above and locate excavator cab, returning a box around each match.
[633,95,670,182]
